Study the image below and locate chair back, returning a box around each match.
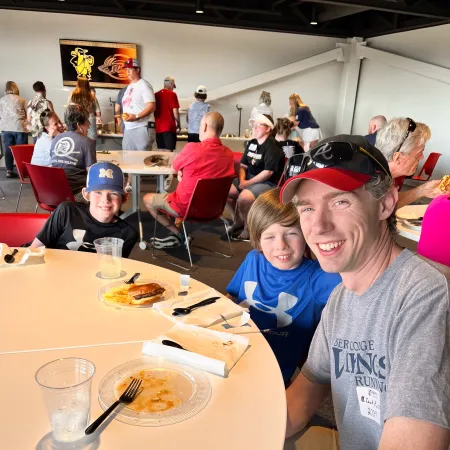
[25,164,75,211]
[0,213,49,247]
[184,177,234,222]
[417,152,442,180]
[9,145,34,183]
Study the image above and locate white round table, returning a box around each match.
[0,250,286,450]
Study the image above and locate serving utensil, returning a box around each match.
[4,249,19,264]
[172,297,220,316]
[85,378,142,435]
[125,272,140,284]
[162,339,187,351]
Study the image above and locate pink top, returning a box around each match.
[417,195,450,267]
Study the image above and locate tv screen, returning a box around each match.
[59,39,137,89]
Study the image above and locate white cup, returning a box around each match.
[94,237,124,279]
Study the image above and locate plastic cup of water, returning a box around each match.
[35,358,96,443]
[93,237,124,279]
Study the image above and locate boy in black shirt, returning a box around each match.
[31,162,138,257]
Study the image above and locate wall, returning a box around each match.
[352,24,450,178]
[0,10,343,138]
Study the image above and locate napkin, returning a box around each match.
[0,244,45,268]
[142,322,250,377]
[154,288,250,328]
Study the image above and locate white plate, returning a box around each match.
[402,220,422,231]
[98,279,175,310]
[98,357,211,426]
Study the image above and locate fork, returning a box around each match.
[85,378,142,435]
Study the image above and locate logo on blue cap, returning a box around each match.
[86,162,125,195]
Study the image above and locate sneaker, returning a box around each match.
[150,235,182,249]
[231,230,250,242]
[6,171,18,179]
[125,183,132,193]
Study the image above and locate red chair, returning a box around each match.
[412,152,442,182]
[0,213,49,247]
[9,144,34,212]
[151,177,235,271]
[25,164,75,212]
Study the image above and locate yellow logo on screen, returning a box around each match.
[70,47,95,79]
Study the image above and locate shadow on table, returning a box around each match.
[36,432,100,450]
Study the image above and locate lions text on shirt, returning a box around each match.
[227,250,341,383]
[122,79,156,130]
[302,249,450,450]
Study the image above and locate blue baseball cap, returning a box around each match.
[85,162,125,195]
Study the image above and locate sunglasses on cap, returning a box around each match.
[289,141,391,179]
[395,117,416,153]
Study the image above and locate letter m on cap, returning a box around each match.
[99,168,114,179]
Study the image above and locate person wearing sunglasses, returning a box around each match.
[376,117,442,209]
[281,135,450,450]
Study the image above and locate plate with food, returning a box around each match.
[98,357,211,426]
[99,279,175,310]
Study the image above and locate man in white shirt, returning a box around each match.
[121,58,156,152]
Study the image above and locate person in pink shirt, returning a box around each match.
[143,111,235,248]
[418,194,450,267]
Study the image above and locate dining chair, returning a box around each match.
[151,177,235,271]
[0,213,49,247]
[9,144,34,212]
[25,164,75,212]
[412,152,442,182]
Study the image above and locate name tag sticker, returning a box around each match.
[356,387,381,425]
[248,143,257,150]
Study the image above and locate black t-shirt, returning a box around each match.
[286,152,309,180]
[277,139,304,159]
[241,136,285,185]
[36,202,138,258]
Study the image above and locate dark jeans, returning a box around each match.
[2,131,28,171]
[188,133,200,143]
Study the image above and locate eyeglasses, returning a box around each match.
[395,117,416,153]
[286,141,391,179]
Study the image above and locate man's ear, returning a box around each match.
[81,188,90,202]
[379,186,398,221]
[391,151,402,165]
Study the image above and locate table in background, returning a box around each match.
[97,151,176,245]
[0,250,286,450]
[396,204,428,242]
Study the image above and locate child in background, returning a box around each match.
[186,85,211,143]
[227,188,341,384]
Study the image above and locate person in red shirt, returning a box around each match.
[154,76,180,151]
[144,111,235,248]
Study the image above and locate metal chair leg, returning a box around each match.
[190,219,233,259]
[15,183,23,212]
[0,186,5,200]
[182,221,193,269]
[34,203,38,213]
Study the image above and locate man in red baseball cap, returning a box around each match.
[282,135,450,449]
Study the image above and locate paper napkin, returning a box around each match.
[142,322,250,377]
[0,244,45,268]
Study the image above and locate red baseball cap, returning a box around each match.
[123,58,140,68]
[280,168,371,204]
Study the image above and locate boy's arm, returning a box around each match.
[31,204,68,248]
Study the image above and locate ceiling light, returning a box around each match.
[310,8,317,25]
[196,0,204,13]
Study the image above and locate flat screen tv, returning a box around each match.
[59,39,137,89]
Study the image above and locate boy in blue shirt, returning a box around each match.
[227,188,341,384]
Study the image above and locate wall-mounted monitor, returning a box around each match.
[59,39,137,89]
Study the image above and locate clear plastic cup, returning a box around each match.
[35,358,96,443]
[93,237,124,279]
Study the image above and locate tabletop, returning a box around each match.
[0,250,287,450]
[0,343,286,450]
[0,250,207,354]
[396,204,428,242]
[96,151,176,175]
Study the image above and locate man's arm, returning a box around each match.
[238,165,247,185]
[173,108,180,132]
[286,373,330,438]
[240,170,273,189]
[397,180,440,209]
[378,417,450,450]
[124,102,156,122]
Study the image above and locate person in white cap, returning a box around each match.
[121,58,156,190]
[154,76,180,151]
[186,85,211,143]
[227,113,285,241]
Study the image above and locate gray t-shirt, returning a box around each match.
[302,249,450,450]
[187,101,211,134]
[50,131,96,193]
